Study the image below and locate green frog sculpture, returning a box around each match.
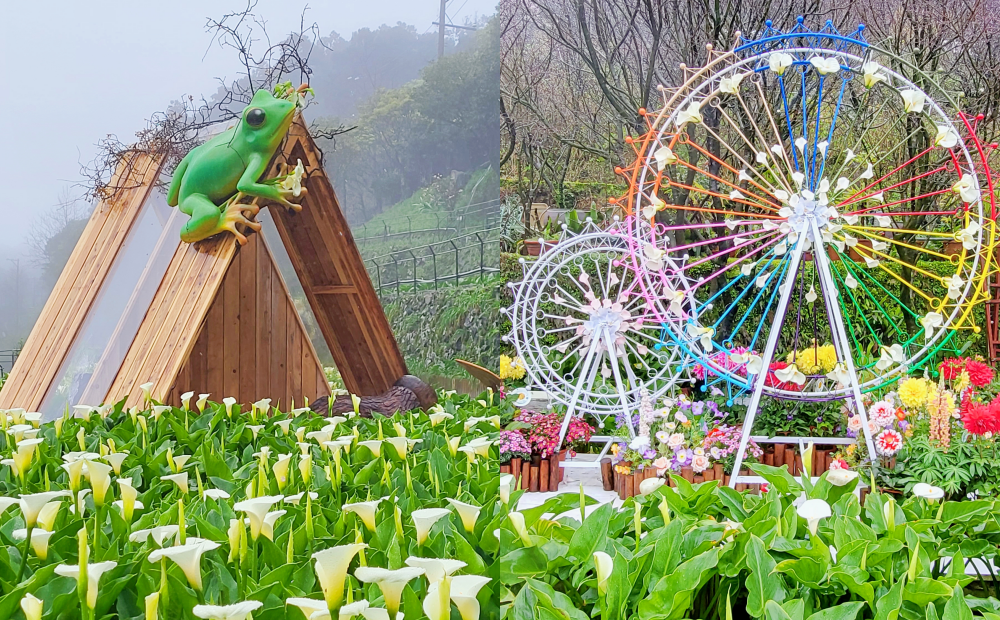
[167,85,309,244]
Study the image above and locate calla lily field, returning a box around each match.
[0,394,507,620]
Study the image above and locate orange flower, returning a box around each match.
[895,407,907,421]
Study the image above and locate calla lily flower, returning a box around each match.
[862,61,885,88]
[344,498,385,532]
[151,405,171,422]
[223,397,237,417]
[261,510,286,541]
[498,474,515,505]
[674,100,704,126]
[809,56,840,75]
[946,274,965,300]
[196,393,210,412]
[355,566,425,617]
[286,597,328,620]
[192,601,263,620]
[276,418,294,435]
[161,472,190,495]
[360,609,402,620]
[12,528,54,559]
[774,363,806,386]
[273,453,293,491]
[102,452,128,475]
[876,344,905,371]
[449,575,491,620]
[957,220,981,249]
[385,436,408,459]
[935,125,959,148]
[181,391,195,411]
[508,511,533,547]
[84,460,113,507]
[73,489,90,517]
[423,579,452,620]
[252,398,271,418]
[953,174,981,204]
[55,560,117,610]
[826,469,858,487]
[638,477,664,495]
[718,71,747,94]
[12,438,42,476]
[768,52,794,75]
[20,593,42,620]
[654,145,677,170]
[139,382,155,404]
[19,491,70,528]
[149,539,221,591]
[312,543,367,610]
[404,556,466,584]
[246,425,264,439]
[447,498,481,533]
[146,593,160,620]
[117,479,139,522]
[428,411,454,426]
[797,498,832,535]
[306,428,335,446]
[358,440,383,457]
[447,436,461,457]
[594,551,613,595]
[920,312,944,341]
[233,495,285,540]
[412,508,451,545]
[913,482,945,501]
[204,488,231,501]
[37,501,60,531]
[284,491,318,505]
[129,524,180,546]
[827,363,851,386]
[900,89,926,113]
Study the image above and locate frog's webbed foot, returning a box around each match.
[221,196,262,246]
[275,186,307,212]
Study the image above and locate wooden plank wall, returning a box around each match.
[0,153,163,410]
[166,231,330,409]
[267,118,408,396]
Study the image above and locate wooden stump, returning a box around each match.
[500,463,510,475]
[600,458,614,491]
[539,464,549,493]
[511,458,522,486]
[520,461,530,491]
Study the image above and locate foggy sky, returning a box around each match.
[0,0,496,257]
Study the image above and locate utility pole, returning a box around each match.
[437,0,448,58]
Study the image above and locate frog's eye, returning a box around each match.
[246,108,266,127]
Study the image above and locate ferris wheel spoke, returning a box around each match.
[829,261,890,350]
[702,110,793,196]
[672,138,781,208]
[813,78,848,186]
[672,230,784,276]
[723,86,795,182]
[839,159,944,208]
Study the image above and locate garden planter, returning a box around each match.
[613,466,659,500]
[943,240,965,257]
[600,457,614,491]
[522,239,556,256]
[847,239,874,262]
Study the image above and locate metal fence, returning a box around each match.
[0,349,19,376]
[354,198,502,246]
[366,229,501,296]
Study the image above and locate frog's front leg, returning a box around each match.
[178,193,261,245]
[236,152,306,212]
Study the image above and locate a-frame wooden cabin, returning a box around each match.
[0,118,409,417]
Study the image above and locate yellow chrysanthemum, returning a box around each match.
[954,370,970,394]
[898,377,929,409]
[496,355,527,380]
[787,344,838,374]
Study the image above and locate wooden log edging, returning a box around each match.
[498,451,565,493]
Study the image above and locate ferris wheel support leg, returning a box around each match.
[604,327,638,438]
[556,336,602,448]
[808,220,879,461]
[728,239,807,488]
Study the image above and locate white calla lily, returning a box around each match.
[862,61,885,88]
[192,601,264,620]
[900,89,925,113]
[233,495,285,540]
[355,566,425,617]
[149,539,221,590]
[12,528,54,559]
[654,146,677,170]
[312,544,367,610]
[674,100,704,126]
[935,125,959,148]
[447,498,481,533]
[768,52,794,75]
[920,312,944,341]
[594,551,613,595]
[774,363,806,386]
[344,498,385,532]
[826,469,858,487]
[913,482,945,501]
[953,174,981,204]
[449,575,492,620]
[809,56,840,75]
[797,498,832,535]
[412,507,451,545]
[56,560,118,610]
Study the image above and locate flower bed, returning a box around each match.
[0,391,507,620]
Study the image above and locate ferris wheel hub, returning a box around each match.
[782,191,834,235]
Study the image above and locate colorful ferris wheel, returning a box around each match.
[612,18,999,480]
